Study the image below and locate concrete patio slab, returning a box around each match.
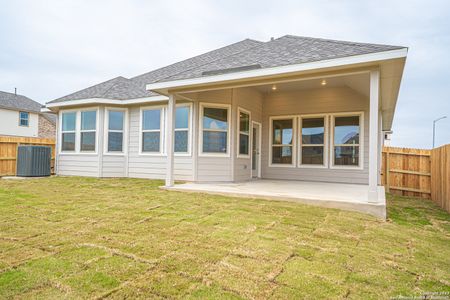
[163,180,386,219]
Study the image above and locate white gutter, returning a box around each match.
[146,48,408,91]
[45,95,168,108]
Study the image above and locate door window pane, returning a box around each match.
[81,132,95,151]
[176,107,189,129]
[109,111,124,130]
[81,111,96,130]
[203,107,228,130]
[175,130,188,152]
[142,132,160,152]
[334,116,359,144]
[108,132,123,152]
[302,118,324,144]
[203,131,227,153]
[62,112,76,131]
[272,119,293,145]
[302,146,324,165]
[62,133,75,151]
[334,146,359,166]
[272,146,292,164]
[142,109,161,130]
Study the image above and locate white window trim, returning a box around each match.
[59,109,78,154]
[139,105,166,156]
[330,111,364,170]
[104,107,128,156]
[237,107,251,159]
[173,102,193,157]
[19,111,29,127]
[268,115,297,168]
[298,114,328,169]
[199,102,231,157]
[79,108,99,154]
[251,121,262,179]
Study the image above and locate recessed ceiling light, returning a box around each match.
[321,79,327,86]
[272,85,277,91]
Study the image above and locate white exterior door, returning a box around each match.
[251,122,261,178]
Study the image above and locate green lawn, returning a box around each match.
[0,177,449,299]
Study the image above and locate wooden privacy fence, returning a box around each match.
[0,136,55,176]
[431,144,450,212]
[382,145,450,213]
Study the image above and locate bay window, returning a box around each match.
[332,114,361,167]
[271,117,294,165]
[141,108,163,153]
[238,108,250,157]
[107,109,125,153]
[201,104,229,155]
[80,110,96,152]
[61,112,76,152]
[300,116,326,166]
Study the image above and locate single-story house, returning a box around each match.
[0,90,56,138]
[44,35,407,218]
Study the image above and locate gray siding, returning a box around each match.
[261,87,370,184]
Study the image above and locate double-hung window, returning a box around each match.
[271,117,294,165]
[19,111,29,126]
[107,109,125,153]
[61,112,76,152]
[332,114,362,167]
[300,116,326,166]
[80,110,96,152]
[201,104,229,155]
[175,105,190,153]
[238,108,250,157]
[142,108,163,153]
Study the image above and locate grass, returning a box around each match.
[0,177,448,299]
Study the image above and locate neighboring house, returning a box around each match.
[0,91,56,138]
[45,35,407,215]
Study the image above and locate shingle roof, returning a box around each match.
[0,91,57,124]
[48,39,263,103]
[48,35,405,104]
[157,35,404,82]
[0,91,43,113]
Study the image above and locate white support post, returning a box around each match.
[165,94,176,187]
[368,70,380,202]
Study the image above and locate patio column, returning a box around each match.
[368,70,380,202]
[165,94,176,187]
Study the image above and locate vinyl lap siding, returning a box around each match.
[261,87,370,184]
[57,154,99,177]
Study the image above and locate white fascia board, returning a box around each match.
[146,48,408,91]
[40,107,52,113]
[45,95,168,108]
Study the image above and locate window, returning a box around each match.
[80,111,96,152]
[19,111,29,126]
[332,114,361,167]
[238,108,250,157]
[61,112,76,152]
[141,108,163,153]
[107,110,125,153]
[300,117,326,166]
[175,106,190,153]
[271,118,294,165]
[201,104,229,155]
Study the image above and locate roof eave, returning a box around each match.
[146,48,408,94]
[45,95,168,110]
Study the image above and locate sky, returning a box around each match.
[1,0,449,148]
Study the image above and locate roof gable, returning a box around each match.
[0,91,42,113]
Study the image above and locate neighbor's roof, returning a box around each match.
[0,91,56,124]
[48,35,405,104]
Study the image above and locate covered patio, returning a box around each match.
[164,179,386,218]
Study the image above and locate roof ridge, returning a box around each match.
[153,38,265,83]
[132,38,264,82]
[282,34,405,49]
[0,90,26,98]
[99,76,132,98]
